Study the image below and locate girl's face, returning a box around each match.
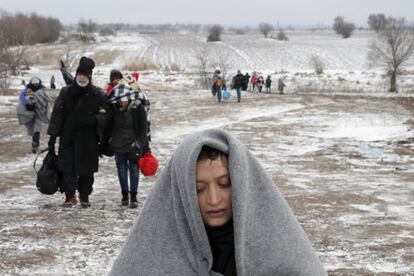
[196,158,232,227]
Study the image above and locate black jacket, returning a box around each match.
[47,83,110,175]
[232,73,244,89]
[108,103,149,154]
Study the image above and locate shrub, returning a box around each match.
[309,55,325,74]
[207,25,224,42]
[333,16,356,38]
[276,29,288,41]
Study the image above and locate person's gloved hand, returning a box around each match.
[25,103,36,111]
[48,135,57,154]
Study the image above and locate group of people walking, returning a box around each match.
[211,69,286,103]
[15,59,327,275]
[17,57,150,208]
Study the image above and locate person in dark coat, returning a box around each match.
[242,72,250,91]
[50,75,56,89]
[278,77,286,94]
[47,57,110,208]
[105,82,149,208]
[265,75,272,93]
[231,70,244,103]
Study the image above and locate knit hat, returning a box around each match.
[27,76,42,91]
[76,56,95,78]
[110,69,123,82]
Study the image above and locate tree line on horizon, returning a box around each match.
[0,10,413,92]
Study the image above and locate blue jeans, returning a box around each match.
[236,87,242,102]
[217,87,222,102]
[115,152,139,193]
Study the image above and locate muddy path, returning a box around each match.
[1,89,413,275]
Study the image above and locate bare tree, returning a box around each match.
[212,52,232,81]
[333,16,355,38]
[195,47,211,89]
[368,14,387,32]
[309,55,325,74]
[259,23,274,38]
[368,17,414,92]
[207,25,224,42]
[78,18,97,42]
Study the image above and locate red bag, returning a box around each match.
[138,151,158,176]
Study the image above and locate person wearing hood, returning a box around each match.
[16,76,51,153]
[47,57,110,208]
[104,81,149,208]
[211,68,222,98]
[109,128,327,275]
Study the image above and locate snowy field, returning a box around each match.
[1,31,414,275]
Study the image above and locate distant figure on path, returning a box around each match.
[265,75,272,93]
[231,70,244,102]
[50,75,56,90]
[278,77,286,94]
[211,67,221,97]
[250,71,257,92]
[16,77,51,153]
[257,75,264,92]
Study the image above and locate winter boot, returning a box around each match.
[80,194,91,208]
[121,192,129,206]
[31,142,39,154]
[62,193,77,208]
[129,192,138,208]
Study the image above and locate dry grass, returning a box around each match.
[122,59,160,71]
[91,50,120,65]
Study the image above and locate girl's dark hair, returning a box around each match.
[197,146,228,168]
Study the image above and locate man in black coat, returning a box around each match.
[232,70,244,102]
[47,57,110,208]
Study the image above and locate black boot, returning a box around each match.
[130,192,138,208]
[79,194,91,208]
[121,192,129,206]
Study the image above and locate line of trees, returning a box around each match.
[0,12,62,46]
[0,12,62,86]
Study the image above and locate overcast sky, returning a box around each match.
[1,0,414,27]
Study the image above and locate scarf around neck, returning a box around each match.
[205,217,236,276]
[109,128,327,276]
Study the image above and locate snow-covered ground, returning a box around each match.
[1,31,414,275]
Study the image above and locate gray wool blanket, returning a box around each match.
[16,87,51,126]
[109,129,327,276]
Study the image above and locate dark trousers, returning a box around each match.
[61,173,94,197]
[236,87,242,102]
[32,131,40,145]
[114,152,139,193]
